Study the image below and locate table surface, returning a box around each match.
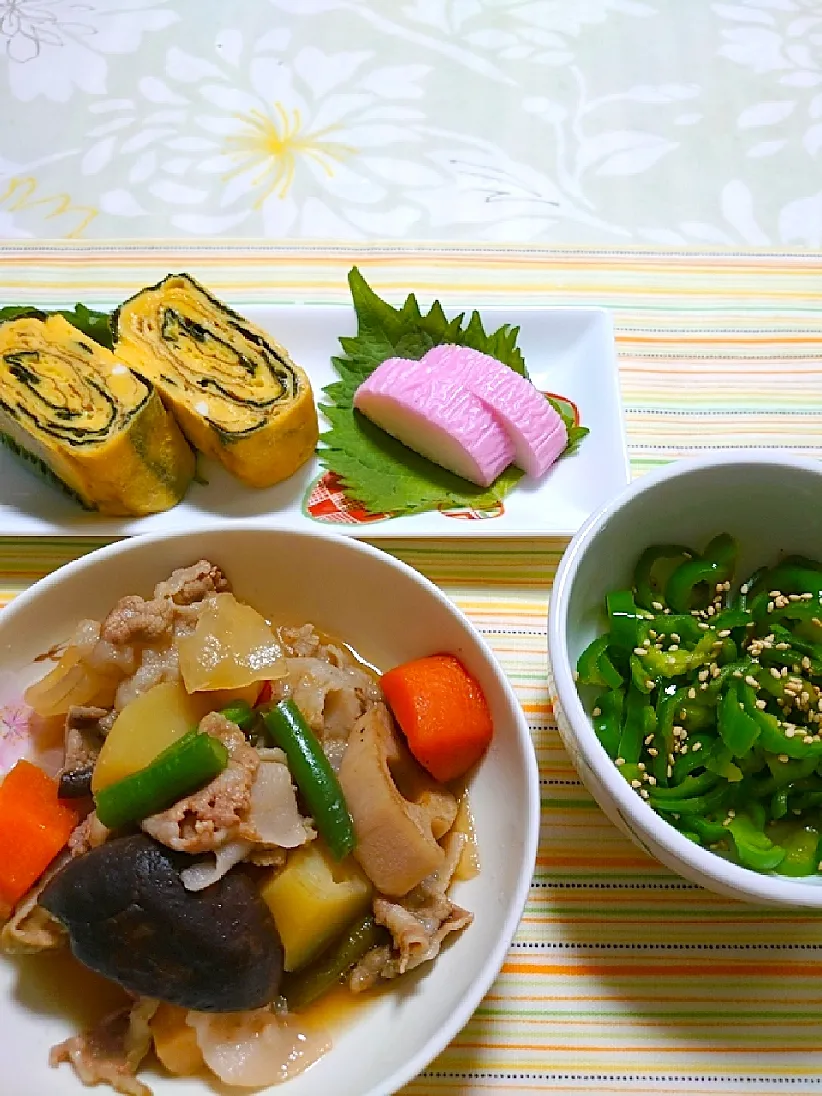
[1,2,822,1094]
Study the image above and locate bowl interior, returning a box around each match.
[0,527,538,1096]
[552,456,822,905]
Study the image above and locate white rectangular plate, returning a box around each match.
[0,303,629,537]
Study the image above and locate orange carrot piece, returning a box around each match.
[380,654,493,783]
[0,759,79,910]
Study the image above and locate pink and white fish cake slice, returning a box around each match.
[353,355,514,488]
[423,344,567,478]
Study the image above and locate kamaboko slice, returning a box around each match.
[424,344,567,478]
[353,354,514,488]
[0,314,194,515]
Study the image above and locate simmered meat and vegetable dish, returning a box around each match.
[0,561,493,1093]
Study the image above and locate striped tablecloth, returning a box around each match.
[1,244,822,1095]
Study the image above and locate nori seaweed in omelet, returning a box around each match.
[0,314,195,515]
[113,274,319,488]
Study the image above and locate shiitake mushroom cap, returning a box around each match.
[40,834,283,1012]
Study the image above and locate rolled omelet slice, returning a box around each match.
[114,274,319,488]
[0,315,195,515]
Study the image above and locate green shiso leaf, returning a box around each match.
[0,302,113,349]
[318,267,583,517]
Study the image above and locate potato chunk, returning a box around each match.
[260,841,372,972]
[92,680,211,794]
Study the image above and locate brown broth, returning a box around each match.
[11,947,128,1029]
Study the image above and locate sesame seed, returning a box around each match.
[615,758,625,766]
[631,779,641,788]
[634,646,646,656]
[688,688,696,699]
[644,734,654,745]
[771,667,782,679]
[778,754,790,763]
[698,622,710,630]
[718,629,731,638]
[785,727,796,737]
[637,763,646,771]
[645,680,655,690]
[652,601,664,611]
[644,637,652,647]
[669,644,680,652]
[745,675,758,687]
[692,741,703,752]
[769,590,782,598]
[647,775,657,785]
[767,601,775,613]
[740,583,749,595]
[573,670,579,682]
[640,789,650,799]
[805,735,815,744]
[648,747,659,757]
[592,707,602,717]
[756,699,767,709]
[667,765,673,778]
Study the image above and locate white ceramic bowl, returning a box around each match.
[0,525,539,1096]
[548,451,822,908]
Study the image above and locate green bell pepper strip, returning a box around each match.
[727,814,786,872]
[633,631,720,683]
[778,826,820,877]
[647,771,720,800]
[217,699,257,733]
[671,730,719,784]
[281,915,391,1011]
[649,783,730,817]
[618,684,656,764]
[665,534,738,614]
[645,614,705,644]
[703,742,743,783]
[630,653,656,694]
[732,566,768,610]
[718,681,760,757]
[633,544,694,610]
[707,607,752,633]
[770,787,790,820]
[654,684,689,785]
[577,635,622,689]
[598,647,624,690]
[606,589,650,654]
[758,564,822,599]
[764,753,818,787]
[94,729,229,830]
[592,688,624,759]
[689,815,731,844]
[262,699,356,860]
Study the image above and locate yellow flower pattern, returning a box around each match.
[0,176,97,238]
[225,103,356,207]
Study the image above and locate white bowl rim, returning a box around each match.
[548,449,822,908]
[0,522,541,1095]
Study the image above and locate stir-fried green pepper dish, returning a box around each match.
[577,535,822,875]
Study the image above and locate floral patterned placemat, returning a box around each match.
[1,1,820,247]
